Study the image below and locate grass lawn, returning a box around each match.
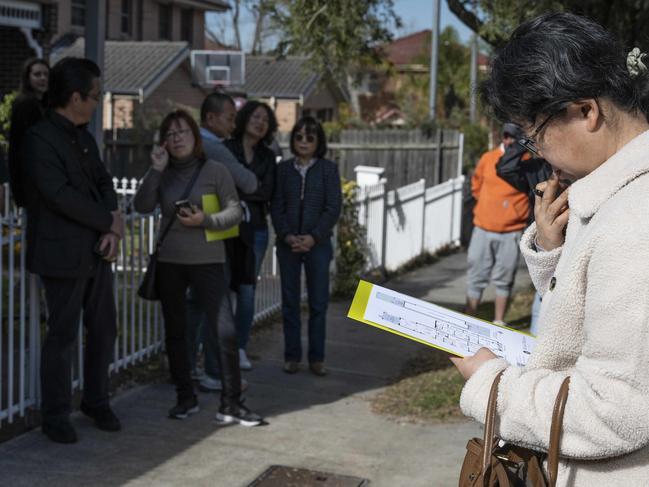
[371,287,536,423]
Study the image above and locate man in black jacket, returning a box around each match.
[22,58,123,443]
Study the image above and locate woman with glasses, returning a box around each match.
[224,101,277,371]
[134,110,262,426]
[451,12,649,485]
[271,116,342,376]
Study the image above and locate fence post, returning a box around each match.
[420,179,427,255]
[435,128,444,184]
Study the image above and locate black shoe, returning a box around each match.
[168,396,199,419]
[42,419,78,444]
[215,399,263,427]
[309,362,328,376]
[80,402,121,432]
[283,361,299,374]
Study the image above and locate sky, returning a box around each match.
[205,0,475,52]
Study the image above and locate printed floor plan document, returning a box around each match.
[348,281,536,366]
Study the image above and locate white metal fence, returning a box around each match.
[0,144,464,428]
[0,180,283,427]
[356,146,465,271]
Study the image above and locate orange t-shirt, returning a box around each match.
[471,146,529,233]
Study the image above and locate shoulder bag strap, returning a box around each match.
[546,377,571,487]
[155,160,204,250]
[481,370,505,481]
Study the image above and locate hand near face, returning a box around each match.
[177,205,204,227]
[150,142,169,172]
[534,172,570,251]
[450,347,499,380]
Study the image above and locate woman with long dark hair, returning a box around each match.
[8,58,49,207]
[451,12,649,485]
[224,101,277,371]
[134,110,262,426]
[271,116,341,376]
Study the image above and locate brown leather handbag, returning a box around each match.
[459,372,570,487]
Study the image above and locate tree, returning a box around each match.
[395,27,472,125]
[447,0,649,48]
[270,0,401,114]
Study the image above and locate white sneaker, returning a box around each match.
[239,349,252,371]
[199,375,249,392]
[493,320,509,327]
[199,375,222,391]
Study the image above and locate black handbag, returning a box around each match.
[137,161,204,300]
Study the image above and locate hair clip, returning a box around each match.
[627,47,648,78]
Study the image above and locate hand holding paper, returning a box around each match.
[348,281,536,366]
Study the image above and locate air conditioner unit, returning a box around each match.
[190,50,245,88]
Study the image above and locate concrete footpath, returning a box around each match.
[0,251,532,487]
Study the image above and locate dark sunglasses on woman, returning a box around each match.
[294,133,316,143]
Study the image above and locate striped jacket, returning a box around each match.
[270,157,342,243]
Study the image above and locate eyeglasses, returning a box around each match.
[165,128,191,141]
[87,91,102,102]
[518,112,557,155]
[294,133,316,143]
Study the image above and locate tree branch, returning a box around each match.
[446,0,484,35]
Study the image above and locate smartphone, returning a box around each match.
[174,199,193,215]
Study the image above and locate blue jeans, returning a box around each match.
[277,239,333,363]
[235,227,269,350]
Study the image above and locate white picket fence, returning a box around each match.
[0,151,464,428]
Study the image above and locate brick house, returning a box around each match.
[230,56,348,133]
[358,29,489,125]
[0,0,229,97]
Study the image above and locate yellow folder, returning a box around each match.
[201,194,240,242]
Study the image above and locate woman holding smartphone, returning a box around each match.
[271,116,342,375]
[451,13,649,485]
[134,110,262,426]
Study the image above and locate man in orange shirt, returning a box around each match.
[466,123,529,324]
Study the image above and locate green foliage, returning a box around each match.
[333,179,368,297]
[0,92,16,148]
[460,121,489,172]
[449,0,649,49]
[271,0,401,79]
[395,26,474,126]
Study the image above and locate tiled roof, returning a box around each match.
[52,39,190,98]
[383,30,431,66]
[232,56,320,99]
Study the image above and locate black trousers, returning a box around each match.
[40,261,117,421]
[156,262,241,407]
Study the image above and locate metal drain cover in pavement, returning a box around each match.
[247,465,370,487]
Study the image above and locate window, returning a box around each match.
[121,0,132,35]
[71,0,85,27]
[181,9,193,44]
[159,4,172,40]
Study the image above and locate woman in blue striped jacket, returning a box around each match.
[271,117,342,376]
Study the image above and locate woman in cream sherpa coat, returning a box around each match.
[452,13,649,486]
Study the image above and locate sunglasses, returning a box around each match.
[294,133,316,143]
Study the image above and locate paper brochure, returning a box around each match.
[348,280,536,366]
